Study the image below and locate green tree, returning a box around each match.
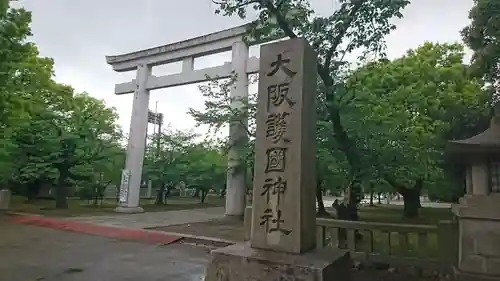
[462,0,500,92]
[144,128,227,204]
[0,1,125,210]
[315,116,349,215]
[189,75,257,196]
[343,42,490,217]
[0,0,56,185]
[182,144,227,203]
[12,89,123,208]
[211,0,410,218]
[144,129,198,204]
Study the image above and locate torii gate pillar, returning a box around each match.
[225,41,249,217]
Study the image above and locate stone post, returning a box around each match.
[465,166,473,195]
[249,38,317,254]
[147,179,153,198]
[205,38,350,281]
[225,41,249,217]
[471,162,489,195]
[115,63,151,213]
[0,189,11,211]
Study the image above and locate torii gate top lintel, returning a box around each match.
[106,24,282,95]
[106,24,255,72]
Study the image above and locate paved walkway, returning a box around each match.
[0,217,210,281]
[66,207,225,229]
[11,214,183,245]
[65,200,450,231]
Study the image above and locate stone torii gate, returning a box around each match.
[106,24,276,216]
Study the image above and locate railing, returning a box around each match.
[315,218,458,273]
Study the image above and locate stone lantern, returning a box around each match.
[448,105,500,281]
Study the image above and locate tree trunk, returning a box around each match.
[219,188,226,197]
[316,178,329,217]
[369,185,374,206]
[55,171,69,209]
[200,188,208,203]
[155,184,166,205]
[192,188,200,198]
[165,184,173,198]
[377,192,382,204]
[325,97,363,220]
[386,177,423,218]
[401,179,423,218]
[402,190,421,218]
[26,180,41,201]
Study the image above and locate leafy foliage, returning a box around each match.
[462,0,500,97]
[341,42,490,215]
[144,129,227,204]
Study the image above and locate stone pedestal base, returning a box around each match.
[453,195,500,277]
[114,206,144,213]
[221,214,244,222]
[204,242,351,281]
[243,206,252,240]
[454,267,500,281]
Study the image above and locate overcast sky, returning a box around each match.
[15,0,474,139]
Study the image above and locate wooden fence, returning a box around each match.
[315,218,458,273]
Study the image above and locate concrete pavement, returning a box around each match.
[66,207,225,229]
[63,200,450,232]
[0,217,211,281]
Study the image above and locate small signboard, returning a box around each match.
[119,169,131,204]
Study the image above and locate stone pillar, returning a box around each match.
[147,179,153,198]
[250,38,317,254]
[453,197,500,280]
[454,161,500,280]
[115,63,151,213]
[471,162,489,195]
[465,166,473,195]
[225,40,249,217]
[205,38,350,281]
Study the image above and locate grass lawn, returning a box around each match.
[8,195,225,217]
[356,204,453,225]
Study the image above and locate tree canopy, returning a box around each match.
[462,0,500,92]
[144,129,227,204]
[342,42,489,215]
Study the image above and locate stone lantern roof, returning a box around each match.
[447,103,500,160]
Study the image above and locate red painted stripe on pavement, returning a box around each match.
[10,215,182,245]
